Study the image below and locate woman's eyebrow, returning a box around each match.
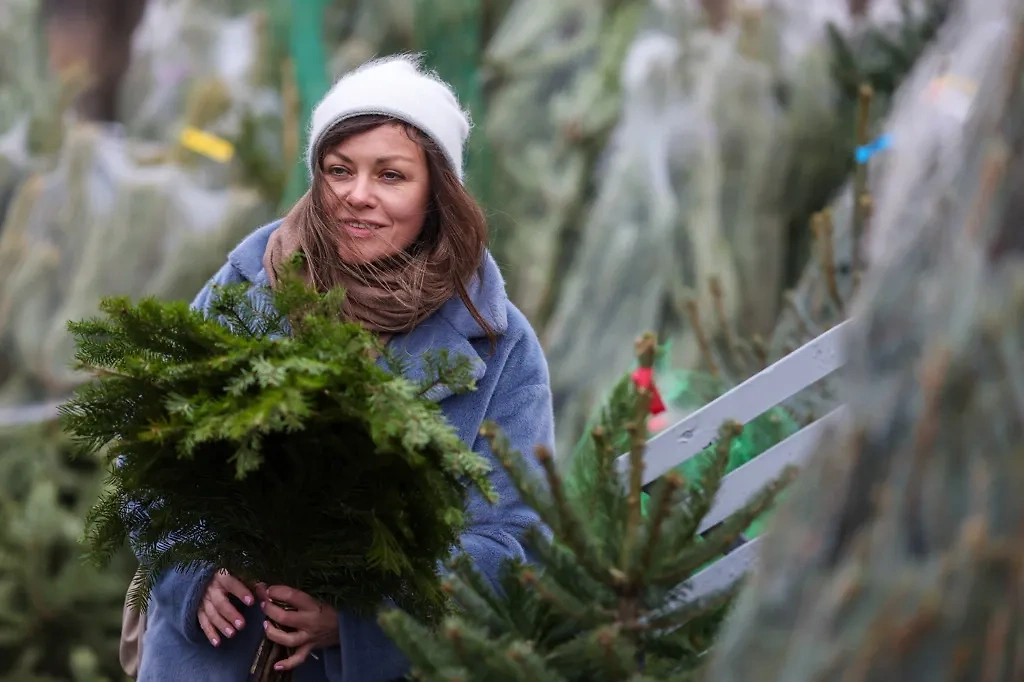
[326,152,417,165]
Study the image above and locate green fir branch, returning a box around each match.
[655,467,796,587]
[60,255,492,623]
[385,331,799,680]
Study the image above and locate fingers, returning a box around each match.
[196,570,256,646]
[202,593,238,640]
[197,610,221,648]
[261,600,302,629]
[208,585,246,632]
[271,642,315,672]
[218,571,255,608]
[266,585,316,610]
[253,582,270,604]
[263,618,306,648]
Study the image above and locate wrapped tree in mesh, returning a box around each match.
[0,5,281,679]
[708,1,1024,678]
[0,125,272,405]
[542,0,951,457]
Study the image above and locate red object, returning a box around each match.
[647,414,669,433]
[631,367,666,415]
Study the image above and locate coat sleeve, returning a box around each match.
[323,336,554,682]
[131,261,246,645]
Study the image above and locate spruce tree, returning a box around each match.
[0,420,135,682]
[58,256,494,680]
[707,5,1024,677]
[379,333,795,681]
[564,277,801,528]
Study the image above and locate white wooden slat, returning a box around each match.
[695,407,848,535]
[661,410,838,609]
[617,319,849,486]
[677,535,763,604]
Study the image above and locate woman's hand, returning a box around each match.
[255,584,340,671]
[197,569,255,647]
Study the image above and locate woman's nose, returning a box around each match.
[345,177,375,207]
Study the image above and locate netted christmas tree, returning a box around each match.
[59,257,495,680]
[707,0,1024,677]
[539,0,954,457]
[379,333,795,681]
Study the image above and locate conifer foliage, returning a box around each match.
[380,333,795,681]
[0,421,135,682]
[58,256,495,627]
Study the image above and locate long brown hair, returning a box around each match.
[293,114,496,347]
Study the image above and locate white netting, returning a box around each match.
[118,0,282,150]
[0,0,292,410]
[542,0,946,455]
[471,0,647,321]
[0,0,48,133]
[769,0,1019,353]
[860,0,1020,268]
[0,124,273,406]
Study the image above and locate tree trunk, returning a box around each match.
[41,0,148,122]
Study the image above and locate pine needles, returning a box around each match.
[58,255,493,625]
[380,332,795,681]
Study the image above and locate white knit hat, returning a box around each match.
[306,54,472,182]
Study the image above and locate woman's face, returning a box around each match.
[321,123,431,264]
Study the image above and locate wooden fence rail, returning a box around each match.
[615,320,850,601]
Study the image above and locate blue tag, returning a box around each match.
[855,133,892,164]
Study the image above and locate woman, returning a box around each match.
[135,55,553,682]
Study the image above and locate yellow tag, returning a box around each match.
[179,126,235,163]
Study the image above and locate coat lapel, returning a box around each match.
[377,313,486,403]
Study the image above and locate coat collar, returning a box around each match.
[232,220,508,403]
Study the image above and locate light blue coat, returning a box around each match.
[137,220,553,682]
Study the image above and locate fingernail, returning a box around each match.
[244,596,253,606]
[224,627,234,637]
[211,638,219,647]
[260,601,266,610]
[235,619,244,629]
[274,664,283,671]
[263,621,268,630]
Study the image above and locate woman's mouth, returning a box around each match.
[342,220,386,238]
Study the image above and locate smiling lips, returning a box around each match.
[342,220,386,238]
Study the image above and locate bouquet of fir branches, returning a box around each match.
[59,257,494,680]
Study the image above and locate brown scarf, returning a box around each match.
[262,196,453,343]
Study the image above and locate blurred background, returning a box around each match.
[0,0,954,679]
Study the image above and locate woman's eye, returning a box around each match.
[381,171,403,181]
[326,166,349,177]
